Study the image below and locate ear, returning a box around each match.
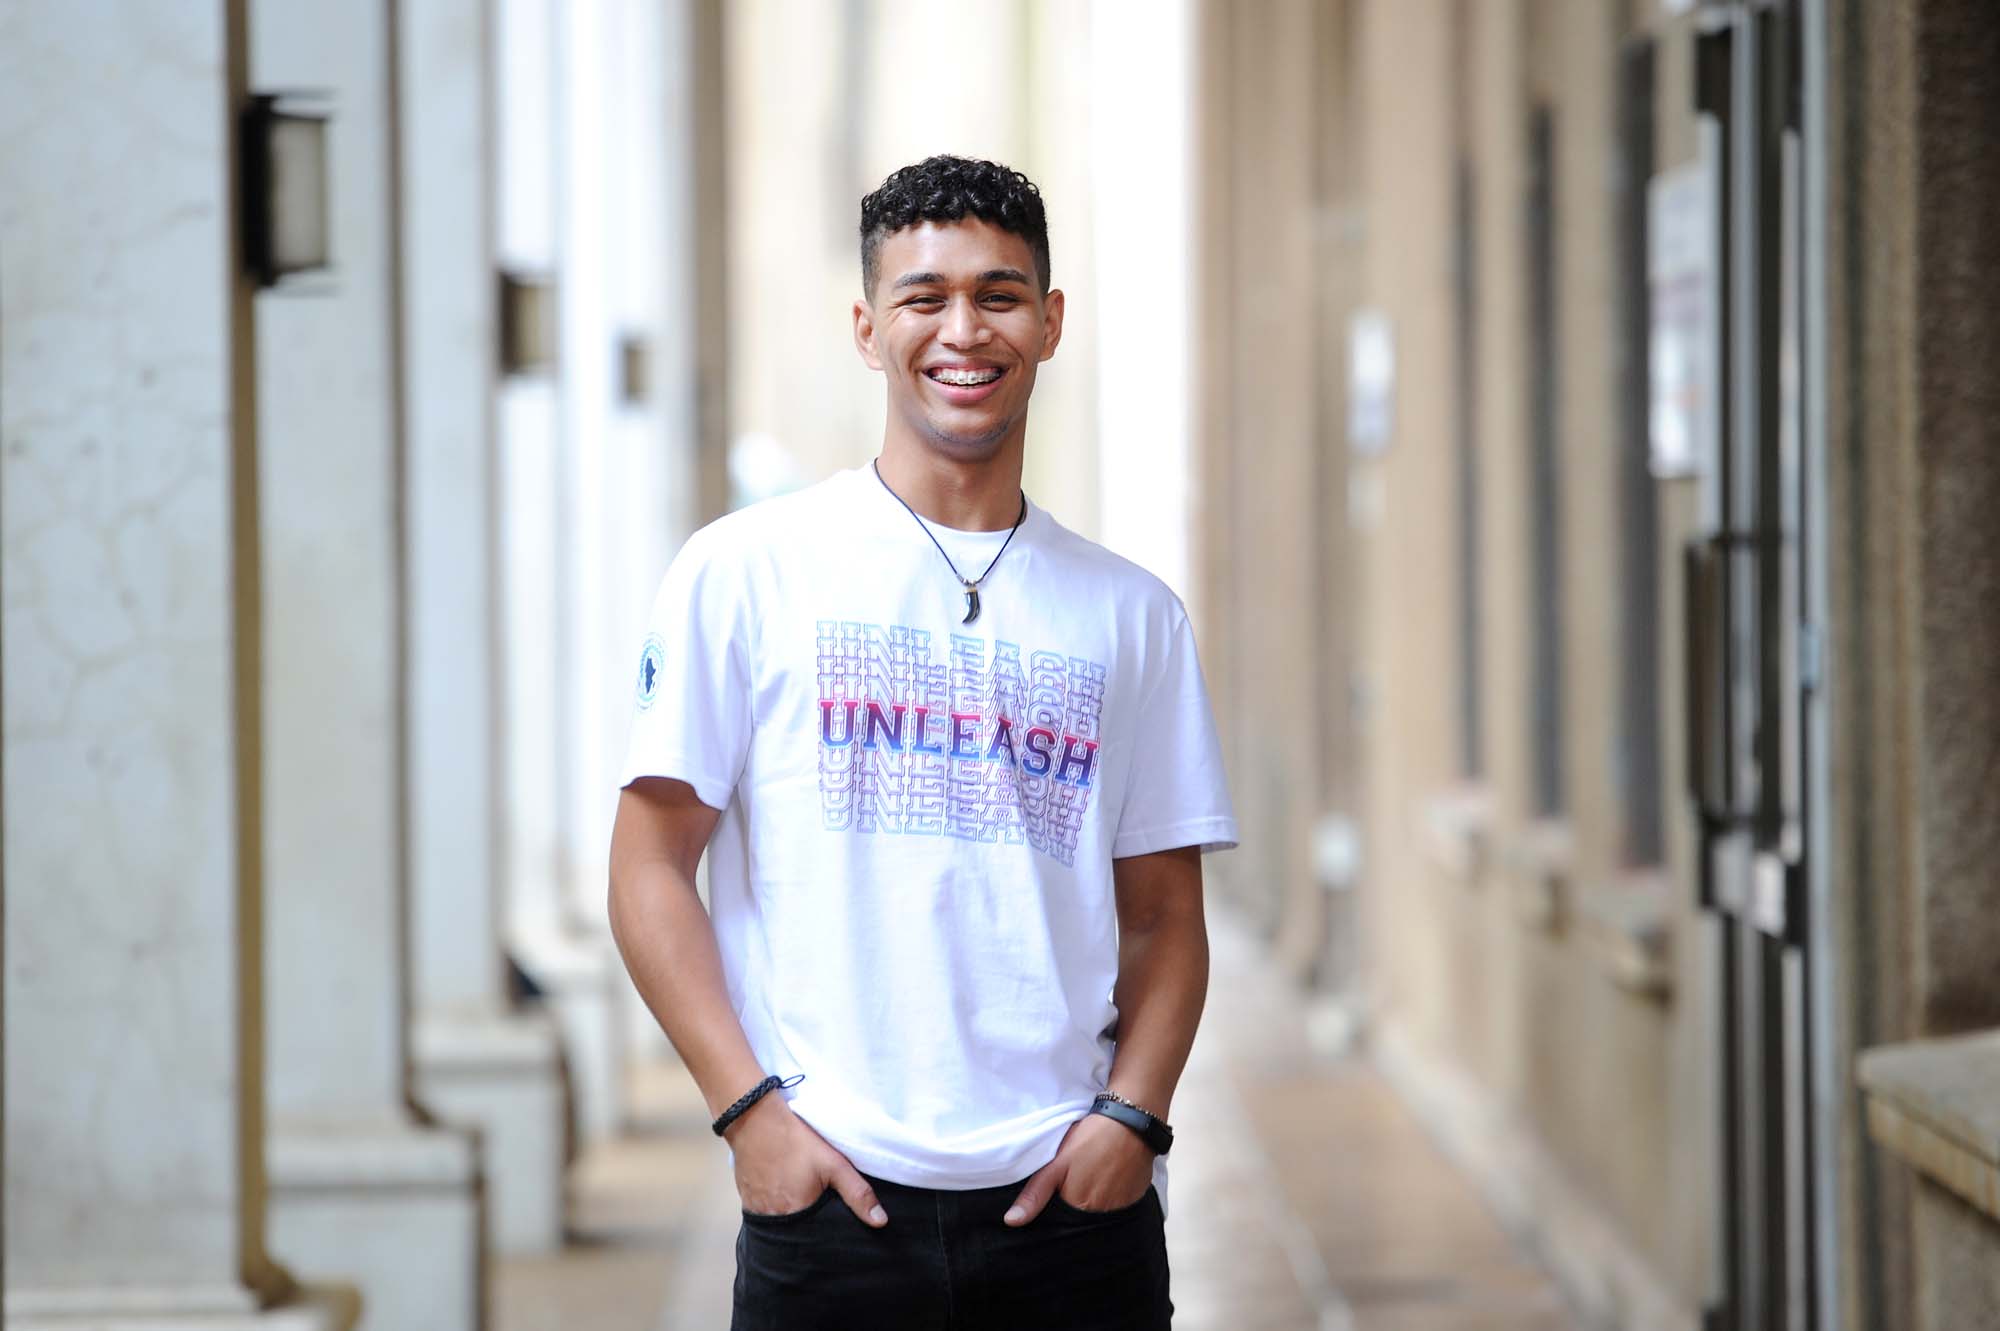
[853,297,884,371]
[1037,287,1066,363]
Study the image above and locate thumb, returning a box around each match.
[825,1154,889,1228]
[1004,1157,1065,1227]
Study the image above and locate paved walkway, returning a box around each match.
[495,906,1576,1330]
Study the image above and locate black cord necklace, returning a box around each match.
[872,459,1026,625]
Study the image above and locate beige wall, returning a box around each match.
[1196,0,1722,1320]
[1190,0,1350,977]
[1829,1,2000,1325]
[1366,0,1717,1304]
[1197,1,2000,1328]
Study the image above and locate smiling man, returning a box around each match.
[608,155,1237,1330]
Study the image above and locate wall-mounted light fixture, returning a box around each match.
[243,92,333,288]
[619,333,652,405]
[499,269,556,377]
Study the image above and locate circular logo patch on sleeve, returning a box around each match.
[636,634,665,711]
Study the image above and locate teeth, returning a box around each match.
[931,367,1000,386]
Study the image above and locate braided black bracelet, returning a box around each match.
[711,1072,804,1138]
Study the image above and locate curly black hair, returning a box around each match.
[859,154,1051,299]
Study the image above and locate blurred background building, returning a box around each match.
[5,1,1998,1330]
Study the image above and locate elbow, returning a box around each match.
[1122,901,1209,947]
[605,850,645,947]
[606,868,630,949]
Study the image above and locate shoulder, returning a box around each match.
[1032,507,1191,630]
[670,470,855,574]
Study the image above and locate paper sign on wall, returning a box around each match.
[1347,310,1395,457]
[1648,162,1714,481]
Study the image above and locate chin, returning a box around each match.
[919,418,1012,461]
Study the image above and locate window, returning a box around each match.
[1526,104,1565,819]
[1615,39,1664,865]
[1454,155,1485,781]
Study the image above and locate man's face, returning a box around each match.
[853,218,1064,461]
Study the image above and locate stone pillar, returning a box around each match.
[591,0,677,1064]
[250,4,482,1327]
[574,0,720,1067]
[556,0,618,944]
[1190,0,1333,963]
[0,5,348,1328]
[1091,0,1192,595]
[400,0,569,1256]
[495,0,627,1149]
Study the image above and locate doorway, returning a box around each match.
[1681,2,1834,1328]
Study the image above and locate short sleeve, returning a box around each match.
[616,533,753,810]
[1112,610,1239,858]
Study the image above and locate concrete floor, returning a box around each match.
[495,907,1577,1331]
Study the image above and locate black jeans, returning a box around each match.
[730,1170,1173,1330]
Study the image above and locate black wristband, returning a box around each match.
[711,1072,804,1138]
[1090,1093,1174,1156]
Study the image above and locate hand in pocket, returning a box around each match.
[729,1095,889,1226]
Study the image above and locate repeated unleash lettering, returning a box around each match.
[815,620,1107,865]
[816,702,1099,785]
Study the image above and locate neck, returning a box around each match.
[875,435,1026,531]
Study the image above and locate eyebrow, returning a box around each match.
[890,267,1034,291]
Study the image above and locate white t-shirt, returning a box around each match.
[618,463,1237,1215]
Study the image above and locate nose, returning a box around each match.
[940,294,988,349]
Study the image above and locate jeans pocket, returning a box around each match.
[1047,1184,1158,1221]
[741,1186,838,1224]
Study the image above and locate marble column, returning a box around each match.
[496,0,628,1148]
[603,0,717,1062]
[0,5,349,1328]
[568,0,716,1069]
[400,0,568,1256]
[250,3,482,1327]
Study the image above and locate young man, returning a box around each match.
[608,155,1236,1330]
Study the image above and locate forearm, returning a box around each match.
[1105,905,1209,1119]
[607,856,768,1120]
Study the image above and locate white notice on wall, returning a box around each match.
[1648,162,1713,481]
[1347,310,1394,457]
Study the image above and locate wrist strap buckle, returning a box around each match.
[1090,1092,1174,1156]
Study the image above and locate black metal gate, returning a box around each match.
[1683,2,1829,1328]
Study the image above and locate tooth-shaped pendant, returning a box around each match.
[963,586,981,625]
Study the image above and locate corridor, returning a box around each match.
[9,2,2000,1329]
[495,905,1575,1331]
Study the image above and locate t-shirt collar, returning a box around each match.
[854,460,1044,543]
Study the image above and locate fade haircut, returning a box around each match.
[859,154,1051,299]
